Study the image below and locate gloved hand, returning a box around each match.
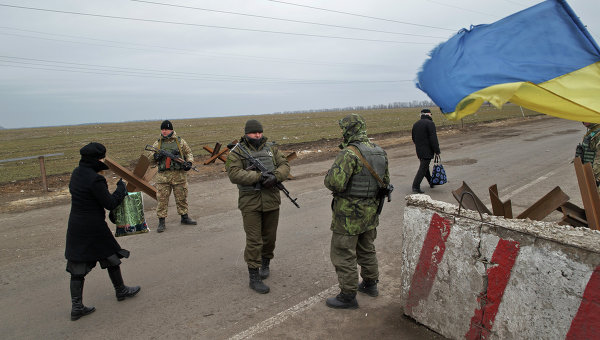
[260,172,277,188]
[115,178,127,198]
[183,161,193,171]
[153,152,164,161]
[108,209,116,224]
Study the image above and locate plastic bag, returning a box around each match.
[431,155,447,185]
[111,192,150,237]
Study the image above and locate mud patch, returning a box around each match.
[444,158,477,166]
[480,129,521,139]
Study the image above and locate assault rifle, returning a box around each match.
[228,142,300,208]
[377,184,394,215]
[144,145,199,172]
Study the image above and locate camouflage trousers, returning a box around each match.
[330,228,378,294]
[155,170,189,218]
[241,209,279,269]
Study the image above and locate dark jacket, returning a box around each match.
[225,136,290,212]
[412,115,440,159]
[65,159,127,262]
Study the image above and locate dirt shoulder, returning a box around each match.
[0,116,546,214]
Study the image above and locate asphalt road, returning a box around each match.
[0,116,585,339]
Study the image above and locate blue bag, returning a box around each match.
[431,155,447,185]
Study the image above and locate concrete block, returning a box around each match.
[402,194,600,340]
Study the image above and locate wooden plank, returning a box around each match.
[104,157,157,200]
[573,157,600,230]
[452,181,492,215]
[516,186,569,221]
[126,154,151,192]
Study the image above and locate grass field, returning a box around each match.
[0,104,539,184]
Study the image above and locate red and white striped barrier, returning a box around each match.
[402,195,600,340]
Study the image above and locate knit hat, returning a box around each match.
[420,108,431,114]
[79,142,109,171]
[80,142,106,160]
[160,120,173,130]
[244,119,263,134]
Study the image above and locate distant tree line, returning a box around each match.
[275,100,436,115]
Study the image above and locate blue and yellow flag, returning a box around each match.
[416,0,600,123]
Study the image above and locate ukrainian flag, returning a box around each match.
[416,0,600,123]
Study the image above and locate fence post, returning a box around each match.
[38,156,48,192]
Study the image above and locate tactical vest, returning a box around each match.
[158,136,184,171]
[237,142,277,192]
[576,131,598,164]
[342,142,387,198]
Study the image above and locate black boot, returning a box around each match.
[248,268,270,294]
[326,291,358,309]
[180,214,197,225]
[358,279,379,297]
[70,277,96,321]
[108,266,141,301]
[259,258,270,280]
[412,187,424,194]
[157,217,166,233]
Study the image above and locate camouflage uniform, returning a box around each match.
[226,136,290,269]
[148,132,194,218]
[324,114,390,295]
[578,123,600,194]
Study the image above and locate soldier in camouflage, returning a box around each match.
[225,119,290,294]
[577,122,600,194]
[148,120,197,233]
[324,113,390,309]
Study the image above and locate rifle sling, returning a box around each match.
[347,145,385,188]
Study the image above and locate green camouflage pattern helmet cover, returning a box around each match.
[339,113,368,148]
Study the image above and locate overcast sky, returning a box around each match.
[1,0,598,129]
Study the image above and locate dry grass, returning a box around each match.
[0,104,539,183]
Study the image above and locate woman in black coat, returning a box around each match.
[65,142,141,321]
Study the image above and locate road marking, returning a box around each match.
[228,285,339,340]
[500,161,569,201]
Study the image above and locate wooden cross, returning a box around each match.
[104,155,157,200]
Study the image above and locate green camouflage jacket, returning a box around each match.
[226,136,290,212]
[147,132,194,184]
[324,114,390,235]
[586,123,600,182]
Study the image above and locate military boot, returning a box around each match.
[259,258,270,280]
[358,279,379,297]
[326,291,358,309]
[157,217,166,233]
[107,266,141,301]
[70,277,96,321]
[180,214,197,225]
[248,268,270,294]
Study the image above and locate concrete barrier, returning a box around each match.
[402,194,600,340]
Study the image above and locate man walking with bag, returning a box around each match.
[411,108,441,193]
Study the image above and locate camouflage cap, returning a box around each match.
[339,113,366,135]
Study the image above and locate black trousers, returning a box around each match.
[412,158,432,189]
